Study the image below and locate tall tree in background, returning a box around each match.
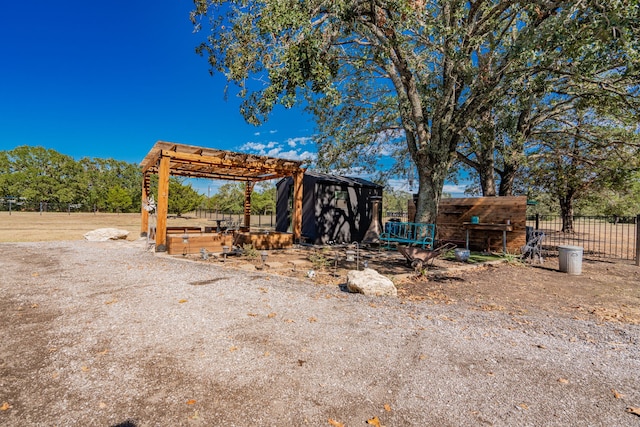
[250,184,276,215]
[452,0,639,198]
[526,106,640,232]
[192,0,638,222]
[78,158,142,211]
[168,178,205,216]
[206,182,244,213]
[0,146,143,212]
[105,186,133,213]
[1,146,84,205]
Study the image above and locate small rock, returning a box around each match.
[346,268,397,297]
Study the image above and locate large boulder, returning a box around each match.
[84,228,129,242]
[346,268,397,297]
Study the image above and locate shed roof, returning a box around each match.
[278,170,384,189]
[140,141,305,182]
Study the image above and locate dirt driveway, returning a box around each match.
[1,240,639,426]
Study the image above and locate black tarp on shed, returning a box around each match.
[276,171,383,244]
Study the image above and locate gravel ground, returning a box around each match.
[1,240,639,426]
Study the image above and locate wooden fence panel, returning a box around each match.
[435,196,527,253]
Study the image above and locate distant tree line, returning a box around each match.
[0,146,142,213]
[0,146,278,215]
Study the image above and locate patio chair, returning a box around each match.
[521,230,545,263]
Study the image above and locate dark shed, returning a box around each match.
[276,171,383,244]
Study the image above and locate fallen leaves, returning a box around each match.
[328,419,344,427]
[384,404,392,412]
[626,407,640,417]
[558,378,569,384]
[480,303,505,312]
[0,402,12,411]
[178,299,188,304]
[366,416,383,426]
[186,399,197,405]
[612,389,624,399]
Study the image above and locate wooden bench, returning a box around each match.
[379,222,435,249]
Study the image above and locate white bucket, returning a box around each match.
[558,245,584,275]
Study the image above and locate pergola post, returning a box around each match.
[140,173,150,237]
[292,170,304,242]
[244,182,255,229]
[155,155,170,251]
[140,142,307,252]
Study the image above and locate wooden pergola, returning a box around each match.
[140,141,305,252]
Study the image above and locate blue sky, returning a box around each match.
[0,0,465,196]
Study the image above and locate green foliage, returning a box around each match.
[0,146,142,212]
[251,185,276,215]
[206,182,244,213]
[168,178,204,216]
[105,186,133,213]
[308,248,332,270]
[192,1,640,224]
[577,172,640,217]
[241,244,258,259]
[383,188,412,214]
[525,107,640,228]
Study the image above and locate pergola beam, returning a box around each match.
[140,141,306,252]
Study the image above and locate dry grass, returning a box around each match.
[531,219,638,260]
[0,212,209,242]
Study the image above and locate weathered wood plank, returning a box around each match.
[435,196,527,253]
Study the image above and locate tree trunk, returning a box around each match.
[478,154,497,196]
[477,110,497,197]
[559,195,575,233]
[413,153,452,224]
[498,162,517,196]
[498,108,530,196]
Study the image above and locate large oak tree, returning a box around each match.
[192,0,639,222]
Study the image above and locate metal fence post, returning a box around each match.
[636,214,640,266]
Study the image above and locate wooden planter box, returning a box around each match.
[167,233,233,255]
[235,231,293,250]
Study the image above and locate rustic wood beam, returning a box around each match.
[161,150,302,174]
[140,173,150,237]
[292,169,304,242]
[244,181,255,229]
[155,155,170,252]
